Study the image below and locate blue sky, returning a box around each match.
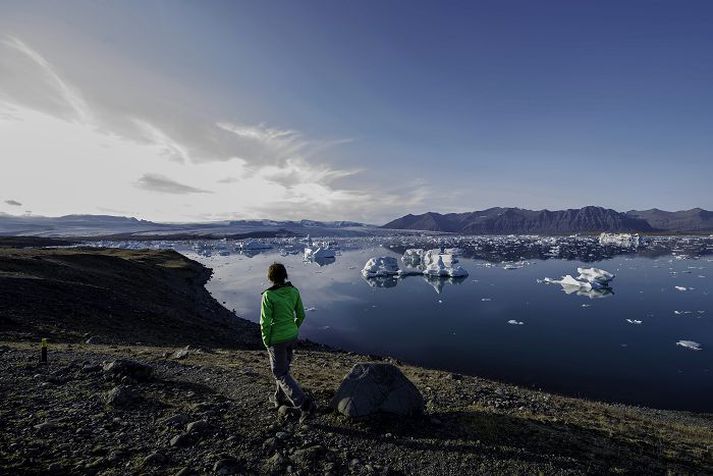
[1,1,712,223]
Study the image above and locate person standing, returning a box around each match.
[260,262,316,421]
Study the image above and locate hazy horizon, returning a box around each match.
[2,1,713,223]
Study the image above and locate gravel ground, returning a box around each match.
[1,342,711,476]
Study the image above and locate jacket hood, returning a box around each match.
[261,281,294,294]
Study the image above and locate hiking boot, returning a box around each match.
[298,398,317,424]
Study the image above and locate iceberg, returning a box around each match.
[674,286,687,291]
[625,319,642,325]
[238,239,272,250]
[676,340,702,351]
[400,249,468,278]
[576,267,614,286]
[507,319,524,325]
[304,246,336,260]
[599,232,641,248]
[361,256,400,278]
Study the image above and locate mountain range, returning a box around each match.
[0,213,376,238]
[382,206,713,234]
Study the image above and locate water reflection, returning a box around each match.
[560,285,614,299]
[362,273,467,294]
[311,256,336,267]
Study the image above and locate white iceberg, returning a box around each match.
[576,267,614,286]
[625,319,642,325]
[423,255,469,277]
[238,239,272,250]
[507,319,524,325]
[599,232,641,248]
[676,340,702,351]
[304,246,336,260]
[674,286,687,291]
[361,256,400,278]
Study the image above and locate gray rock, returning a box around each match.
[172,346,191,360]
[104,385,139,407]
[34,420,61,431]
[212,456,242,475]
[329,363,424,417]
[102,359,153,382]
[170,433,193,447]
[159,413,190,427]
[186,419,213,435]
[265,452,286,473]
[290,444,325,467]
[142,451,167,466]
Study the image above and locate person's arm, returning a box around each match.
[294,290,306,328]
[260,292,273,348]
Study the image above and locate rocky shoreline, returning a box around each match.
[1,247,712,474]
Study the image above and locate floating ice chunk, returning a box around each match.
[676,340,702,351]
[625,319,642,325]
[576,267,614,286]
[238,239,272,250]
[599,232,640,248]
[581,304,591,308]
[304,246,336,260]
[304,307,317,312]
[674,286,687,292]
[361,256,400,278]
[507,320,524,325]
[401,248,424,266]
[674,310,692,315]
[422,255,469,278]
[481,298,492,302]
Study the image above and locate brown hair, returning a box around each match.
[267,262,288,284]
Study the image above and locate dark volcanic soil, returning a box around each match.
[1,343,712,475]
[0,247,260,349]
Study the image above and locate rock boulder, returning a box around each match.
[330,363,424,418]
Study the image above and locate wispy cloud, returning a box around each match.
[0,34,416,222]
[135,174,212,194]
[1,35,91,123]
[132,119,190,164]
[4,199,22,206]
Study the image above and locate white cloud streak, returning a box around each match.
[0,35,427,222]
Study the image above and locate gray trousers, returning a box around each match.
[267,339,306,408]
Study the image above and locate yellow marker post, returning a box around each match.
[40,338,48,364]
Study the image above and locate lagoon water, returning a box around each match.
[187,245,712,412]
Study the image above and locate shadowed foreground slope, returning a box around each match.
[0,247,260,349]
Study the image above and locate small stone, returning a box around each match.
[158,413,189,427]
[213,456,242,475]
[102,359,153,382]
[34,420,60,431]
[104,385,139,407]
[170,433,193,447]
[275,431,290,440]
[186,419,213,435]
[265,452,286,472]
[172,346,191,360]
[142,451,167,466]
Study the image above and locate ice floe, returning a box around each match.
[676,340,702,351]
[361,256,400,278]
[625,319,642,325]
[542,266,615,298]
[674,286,688,292]
[599,232,641,248]
[507,320,524,325]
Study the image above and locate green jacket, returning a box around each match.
[260,282,305,348]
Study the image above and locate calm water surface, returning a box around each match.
[189,247,712,412]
